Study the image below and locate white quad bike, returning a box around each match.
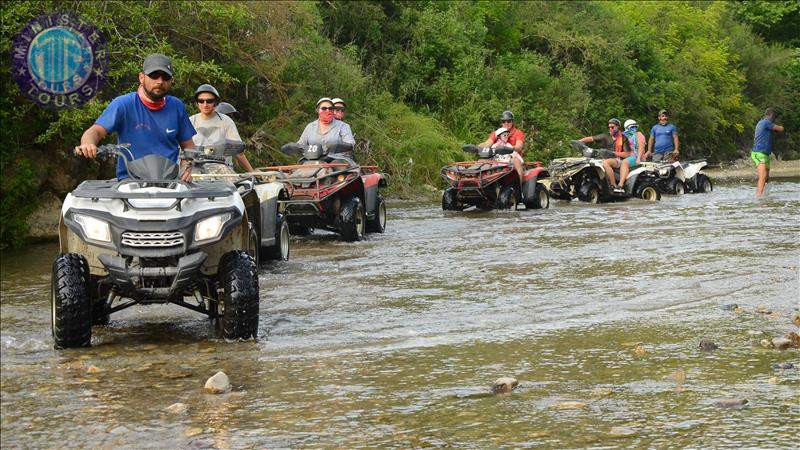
[637,158,713,195]
[52,142,262,349]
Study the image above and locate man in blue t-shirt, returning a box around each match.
[751,107,785,196]
[75,54,196,180]
[647,109,680,162]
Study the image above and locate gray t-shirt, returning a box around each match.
[297,119,355,150]
[190,112,241,166]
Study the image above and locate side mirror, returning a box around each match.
[494,146,514,155]
[216,102,237,115]
[462,144,481,154]
[222,139,245,157]
[570,140,588,152]
[329,142,354,154]
[281,143,304,155]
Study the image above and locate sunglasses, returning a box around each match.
[334,106,346,111]
[196,99,216,104]
[501,119,513,123]
[608,125,618,129]
[147,72,172,81]
[319,106,336,111]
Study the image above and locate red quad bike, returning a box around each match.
[264,142,387,241]
[441,145,550,211]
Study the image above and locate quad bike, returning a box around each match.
[440,145,550,211]
[52,142,260,349]
[636,156,713,195]
[542,140,661,203]
[261,142,387,241]
[189,131,291,264]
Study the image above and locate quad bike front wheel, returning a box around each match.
[442,188,462,211]
[263,215,290,261]
[247,221,260,266]
[637,183,661,201]
[51,253,92,349]
[496,186,516,210]
[339,195,366,241]
[367,193,387,233]
[525,184,550,209]
[216,250,259,340]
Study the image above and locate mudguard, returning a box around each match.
[522,167,548,200]
[253,183,286,247]
[362,173,386,215]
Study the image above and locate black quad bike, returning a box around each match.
[542,140,661,203]
[440,145,550,211]
[53,142,260,349]
[263,142,387,241]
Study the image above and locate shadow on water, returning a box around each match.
[1,179,799,447]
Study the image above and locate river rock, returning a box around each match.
[608,426,637,437]
[491,377,518,394]
[771,362,795,370]
[756,305,767,313]
[771,337,792,350]
[767,376,780,384]
[204,371,230,394]
[552,401,587,410]
[786,332,799,348]
[165,402,188,414]
[721,304,738,311]
[746,330,765,336]
[760,339,774,349]
[698,340,719,351]
[86,365,103,374]
[634,344,647,356]
[184,427,203,437]
[793,314,800,327]
[713,398,748,409]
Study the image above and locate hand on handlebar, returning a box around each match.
[180,163,193,182]
[74,143,98,158]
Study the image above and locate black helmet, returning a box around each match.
[608,118,621,127]
[194,84,220,101]
[500,110,515,121]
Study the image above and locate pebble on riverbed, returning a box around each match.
[491,377,518,394]
[698,340,719,351]
[793,314,800,327]
[634,344,647,356]
[713,398,749,409]
[771,337,793,350]
[165,402,188,414]
[204,371,230,394]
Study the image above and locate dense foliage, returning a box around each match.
[1,1,796,248]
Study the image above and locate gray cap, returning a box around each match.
[142,53,174,77]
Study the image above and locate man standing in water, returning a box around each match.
[752,107,784,196]
[74,54,195,181]
[648,109,679,162]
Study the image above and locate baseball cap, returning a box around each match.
[143,53,174,77]
[331,97,346,106]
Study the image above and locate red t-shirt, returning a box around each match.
[489,127,525,148]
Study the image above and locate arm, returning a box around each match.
[672,132,680,154]
[179,139,195,182]
[478,136,495,148]
[513,137,524,155]
[647,135,654,154]
[340,123,355,145]
[636,133,646,163]
[578,136,594,144]
[75,124,109,158]
[235,153,255,172]
[297,124,310,146]
[773,124,785,132]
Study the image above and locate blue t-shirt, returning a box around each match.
[649,123,677,153]
[753,118,775,155]
[95,92,195,179]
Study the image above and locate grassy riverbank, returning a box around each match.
[706,159,800,180]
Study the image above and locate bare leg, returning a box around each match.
[618,160,631,188]
[603,158,619,188]
[756,163,767,196]
[512,158,525,188]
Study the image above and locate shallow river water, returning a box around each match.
[2,179,799,448]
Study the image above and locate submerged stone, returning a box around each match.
[721,304,738,311]
[204,371,230,394]
[713,398,748,409]
[771,337,792,350]
[491,377,518,394]
[698,340,719,351]
[165,402,188,414]
[634,344,647,356]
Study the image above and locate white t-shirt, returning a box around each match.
[190,112,242,166]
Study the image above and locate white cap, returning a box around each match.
[624,119,638,130]
[495,127,509,136]
[331,97,345,106]
[316,97,333,107]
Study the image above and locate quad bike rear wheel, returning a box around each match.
[668,178,686,195]
[496,186,516,210]
[339,195,366,241]
[637,183,661,201]
[696,175,713,193]
[216,250,259,340]
[524,184,550,209]
[263,215,290,261]
[578,181,601,204]
[51,253,92,349]
[442,188,462,211]
[366,193,387,233]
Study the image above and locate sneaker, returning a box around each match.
[613,186,625,194]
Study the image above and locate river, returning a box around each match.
[1,179,798,448]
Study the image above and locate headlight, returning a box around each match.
[194,213,231,242]
[74,214,111,242]
[658,168,670,177]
